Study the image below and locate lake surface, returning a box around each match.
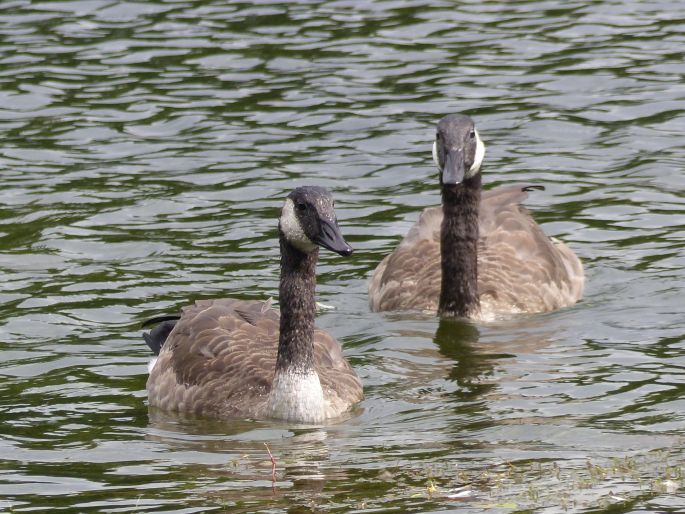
[1,0,684,512]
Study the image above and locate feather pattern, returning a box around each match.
[368,184,584,319]
[147,298,362,420]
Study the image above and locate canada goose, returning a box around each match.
[144,186,363,423]
[369,114,584,319]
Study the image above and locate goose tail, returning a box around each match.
[141,315,180,356]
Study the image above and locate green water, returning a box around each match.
[1,1,685,512]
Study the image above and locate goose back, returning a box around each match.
[147,298,363,421]
[368,185,584,318]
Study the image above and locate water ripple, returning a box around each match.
[1,0,684,512]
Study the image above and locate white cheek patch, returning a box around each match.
[469,129,486,174]
[280,198,317,253]
[432,140,440,170]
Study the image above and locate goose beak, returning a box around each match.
[314,219,353,257]
[442,147,465,188]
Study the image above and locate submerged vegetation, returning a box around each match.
[196,447,684,512]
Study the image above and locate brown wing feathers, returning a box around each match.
[369,184,584,316]
[147,298,362,419]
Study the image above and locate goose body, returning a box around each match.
[369,114,584,319]
[145,187,363,423]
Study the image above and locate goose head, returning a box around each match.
[432,114,486,191]
[279,186,353,256]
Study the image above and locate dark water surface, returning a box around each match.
[1,1,685,512]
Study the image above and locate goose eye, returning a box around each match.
[436,132,441,140]
[297,203,307,211]
[469,131,475,139]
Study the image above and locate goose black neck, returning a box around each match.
[438,173,481,318]
[276,234,318,374]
